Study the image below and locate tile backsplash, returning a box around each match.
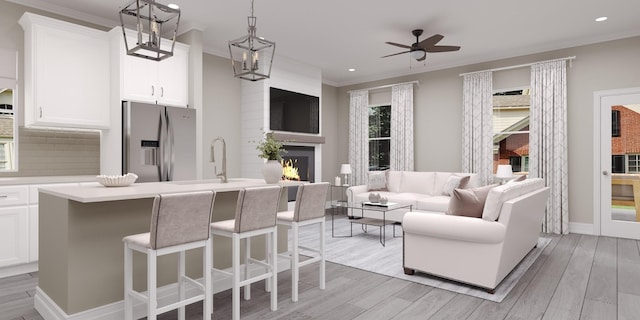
[0,127,100,177]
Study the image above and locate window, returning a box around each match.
[493,88,530,174]
[369,105,390,171]
[612,110,621,137]
[628,154,640,173]
[612,155,625,173]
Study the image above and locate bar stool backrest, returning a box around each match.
[293,183,329,222]
[234,186,282,233]
[150,191,215,249]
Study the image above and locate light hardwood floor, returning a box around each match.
[2,233,639,320]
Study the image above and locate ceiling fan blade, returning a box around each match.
[385,42,412,49]
[381,51,411,58]
[425,45,461,53]
[418,34,444,48]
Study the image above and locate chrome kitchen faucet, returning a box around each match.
[211,137,227,183]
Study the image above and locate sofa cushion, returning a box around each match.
[482,178,545,221]
[400,171,435,194]
[446,184,495,218]
[442,175,471,196]
[386,171,403,192]
[415,195,451,212]
[367,171,387,191]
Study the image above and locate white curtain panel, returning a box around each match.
[529,60,568,234]
[390,83,415,171]
[462,71,494,186]
[349,90,369,186]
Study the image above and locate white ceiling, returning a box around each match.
[8,0,640,86]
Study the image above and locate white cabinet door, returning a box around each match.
[28,205,38,262]
[157,43,189,107]
[0,206,29,268]
[117,29,189,107]
[19,13,111,130]
[122,36,158,104]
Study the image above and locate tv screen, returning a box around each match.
[270,87,319,134]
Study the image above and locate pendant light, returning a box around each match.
[119,0,181,61]
[228,0,275,81]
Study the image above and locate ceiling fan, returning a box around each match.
[383,29,460,61]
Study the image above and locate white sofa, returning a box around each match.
[402,178,549,292]
[346,171,480,222]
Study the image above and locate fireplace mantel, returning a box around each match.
[272,132,325,144]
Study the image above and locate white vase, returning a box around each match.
[262,160,282,184]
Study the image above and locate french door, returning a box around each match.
[596,87,640,239]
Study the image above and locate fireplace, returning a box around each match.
[282,145,315,201]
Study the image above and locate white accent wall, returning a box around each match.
[240,56,322,180]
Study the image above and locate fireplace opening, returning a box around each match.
[281,145,315,202]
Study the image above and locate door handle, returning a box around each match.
[602,171,609,176]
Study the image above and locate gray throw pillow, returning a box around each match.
[367,171,387,191]
[442,175,471,196]
[446,184,496,218]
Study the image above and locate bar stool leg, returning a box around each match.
[232,234,240,320]
[320,219,326,290]
[124,245,133,320]
[147,251,158,320]
[265,232,272,293]
[244,237,251,300]
[204,238,212,320]
[292,222,299,302]
[271,227,278,311]
[178,251,186,320]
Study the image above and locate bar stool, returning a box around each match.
[276,182,329,302]
[123,191,215,320]
[210,185,282,320]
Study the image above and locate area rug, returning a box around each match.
[297,215,551,303]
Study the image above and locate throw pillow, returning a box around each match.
[446,184,496,218]
[441,175,471,196]
[367,171,387,191]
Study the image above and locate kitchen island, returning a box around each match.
[34,178,297,320]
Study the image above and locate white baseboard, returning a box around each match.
[0,261,38,278]
[568,222,596,235]
[35,259,291,320]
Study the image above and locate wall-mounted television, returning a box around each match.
[269,87,319,134]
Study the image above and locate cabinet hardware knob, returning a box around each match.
[0,195,8,198]
[161,87,164,97]
[603,171,609,176]
[151,85,155,96]
[39,107,42,118]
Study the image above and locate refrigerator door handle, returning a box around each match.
[159,110,168,181]
[166,109,175,181]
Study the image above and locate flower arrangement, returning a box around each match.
[255,132,286,161]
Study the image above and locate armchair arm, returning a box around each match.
[403,211,506,244]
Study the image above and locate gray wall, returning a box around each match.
[336,36,640,225]
[321,84,339,182]
[202,53,242,179]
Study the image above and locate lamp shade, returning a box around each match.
[496,165,513,178]
[340,164,352,175]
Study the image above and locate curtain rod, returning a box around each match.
[347,80,419,94]
[459,56,577,77]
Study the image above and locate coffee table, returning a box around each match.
[331,201,413,246]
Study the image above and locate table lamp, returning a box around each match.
[495,164,513,184]
[340,164,352,186]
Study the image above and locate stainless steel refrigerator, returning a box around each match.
[122,101,196,182]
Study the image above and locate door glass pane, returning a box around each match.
[611,104,640,222]
[493,88,530,175]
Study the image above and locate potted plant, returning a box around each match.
[256,132,286,183]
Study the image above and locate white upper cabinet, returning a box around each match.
[19,13,110,129]
[114,29,189,107]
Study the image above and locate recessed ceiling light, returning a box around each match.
[168,4,180,10]
[348,68,355,72]
[595,16,607,22]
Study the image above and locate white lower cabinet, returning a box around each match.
[0,207,29,268]
[0,186,29,268]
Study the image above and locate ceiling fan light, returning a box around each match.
[410,50,424,60]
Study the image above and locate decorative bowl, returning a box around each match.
[96,173,138,187]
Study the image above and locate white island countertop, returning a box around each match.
[39,178,303,203]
